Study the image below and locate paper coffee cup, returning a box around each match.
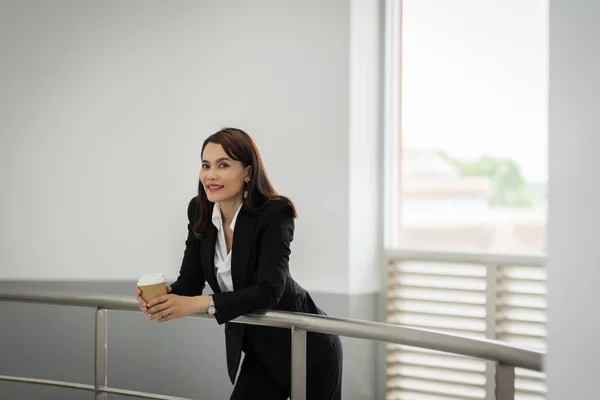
[137,273,167,302]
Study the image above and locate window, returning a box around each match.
[385,1,548,399]
[397,0,548,254]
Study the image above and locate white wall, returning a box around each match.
[547,0,600,398]
[348,0,383,294]
[0,0,383,294]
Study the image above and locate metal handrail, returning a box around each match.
[0,289,544,400]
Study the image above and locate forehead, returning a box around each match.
[202,142,229,160]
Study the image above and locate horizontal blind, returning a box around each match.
[497,264,547,400]
[386,261,488,400]
[386,259,547,400]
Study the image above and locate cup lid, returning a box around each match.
[137,273,167,286]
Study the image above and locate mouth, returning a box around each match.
[207,184,224,193]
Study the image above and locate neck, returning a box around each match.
[218,197,243,226]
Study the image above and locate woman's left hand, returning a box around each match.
[146,294,208,323]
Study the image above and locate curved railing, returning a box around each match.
[0,289,543,400]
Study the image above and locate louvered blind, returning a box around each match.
[497,265,547,400]
[386,255,546,400]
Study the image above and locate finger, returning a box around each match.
[150,307,172,321]
[138,302,148,314]
[147,294,170,309]
[147,302,167,315]
[147,301,170,316]
[136,295,147,310]
[135,287,141,295]
[167,286,172,293]
[158,312,174,323]
[136,296,147,308]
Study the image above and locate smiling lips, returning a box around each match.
[207,184,224,192]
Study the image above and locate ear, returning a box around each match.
[244,166,252,182]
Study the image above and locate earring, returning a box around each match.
[244,181,249,199]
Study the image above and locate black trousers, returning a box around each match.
[230,336,343,400]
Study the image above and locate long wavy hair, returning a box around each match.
[193,127,297,238]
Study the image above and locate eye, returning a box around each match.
[201,164,209,169]
[219,163,229,168]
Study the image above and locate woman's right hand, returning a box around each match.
[136,286,172,314]
[136,286,148,314]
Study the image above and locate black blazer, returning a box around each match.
[170,197,335,386]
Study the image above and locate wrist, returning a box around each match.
[206,295,217,315]
[195,295,209,313]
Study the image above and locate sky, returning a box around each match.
[401,0,549,183]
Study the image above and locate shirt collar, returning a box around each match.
[211,202,243,231]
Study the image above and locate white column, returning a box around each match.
[348,0,383,295]
[547,1,600,398]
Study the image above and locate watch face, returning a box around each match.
[208,306,216,315]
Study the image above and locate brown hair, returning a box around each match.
[193,127,297,238]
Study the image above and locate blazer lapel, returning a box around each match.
[231,207,257,290]
[201,224,221,294]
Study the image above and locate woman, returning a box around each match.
[136,128,343,399]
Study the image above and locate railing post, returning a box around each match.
[291,325,307,400]
[95,308,108,400]
[495,363,516,400]
[485,264,499,399]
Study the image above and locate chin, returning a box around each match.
[205,191,231,203]
[205,193,220,203]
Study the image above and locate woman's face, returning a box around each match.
[201,142,250,204]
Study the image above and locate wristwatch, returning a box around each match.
[207,295,216,315]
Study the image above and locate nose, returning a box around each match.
[204,166,218,181]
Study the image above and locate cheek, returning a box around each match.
[222,171,243,185]
[226,182,244,194]
[225,177,245,193]
[200,171,211,185]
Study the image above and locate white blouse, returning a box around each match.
[211,202,242,292]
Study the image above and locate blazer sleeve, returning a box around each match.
[211,202,294,324]
[169,197,206,296]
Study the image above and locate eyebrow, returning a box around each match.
[201,157,232,163]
